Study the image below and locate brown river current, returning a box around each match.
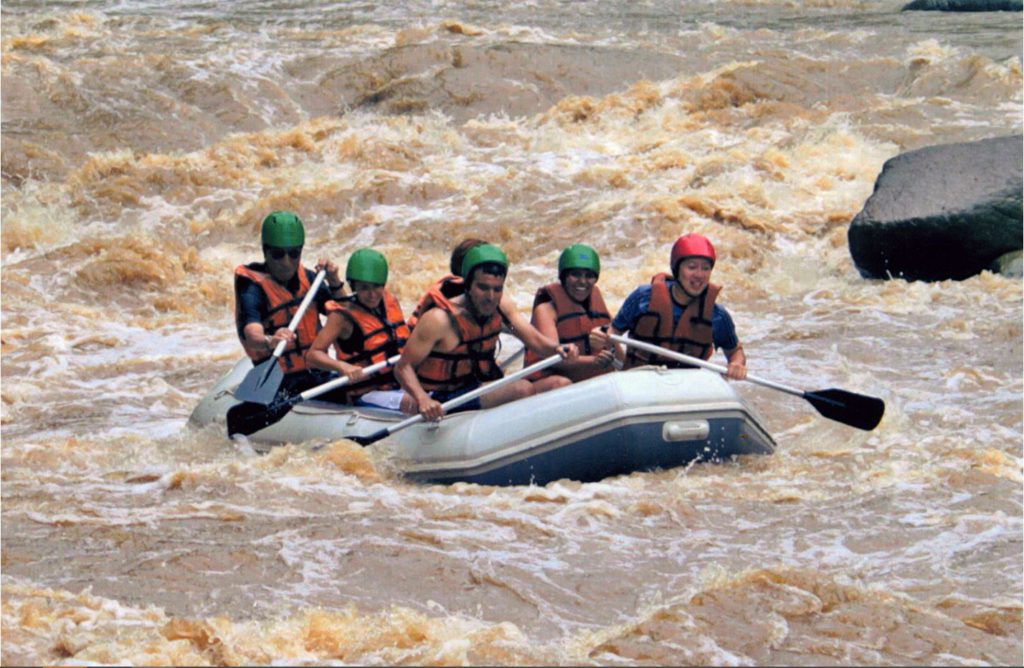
[1,1,1022,665]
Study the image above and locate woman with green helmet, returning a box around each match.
[306,248,412,407]
[525,243,615,384]
[234,210,346,394]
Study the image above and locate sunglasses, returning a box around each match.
[265,246,302,260]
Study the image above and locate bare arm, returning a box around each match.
[502,295,577,360]
[394,308,448,420]
[306,312,364,382]
[722,344,747,381]
[242,322,294,360]
[314,256,346,298]
[532,302,608,372]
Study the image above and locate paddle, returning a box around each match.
[227,354,403,437]
[348,353,564,446]
[234,269,327,405]
[609,334,885,431]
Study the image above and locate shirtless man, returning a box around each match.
[395,243,577,421]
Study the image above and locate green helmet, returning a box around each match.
[558,243,601,280]
[261,210,305,248]
[461,243,509,281]
[346,248,388,285]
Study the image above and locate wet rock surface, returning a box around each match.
[848,135,1023,281]
[903,0,1023,11]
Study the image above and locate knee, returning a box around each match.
[551,376,572,390]
[399,393,418,415]
[515,380,537,400]
[533,375,571,394]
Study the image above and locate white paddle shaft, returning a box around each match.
[380,353,564,436]
[271,269,327,358]
[298,354,402,402]
[609,334,804,398]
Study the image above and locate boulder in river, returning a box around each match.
[902,0,1023,10]
[848,135,1023,282]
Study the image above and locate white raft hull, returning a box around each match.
[189,359,776,486]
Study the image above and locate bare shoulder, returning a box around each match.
[533,300,557,318]
[330,309,357,337]
[416,306,454,338]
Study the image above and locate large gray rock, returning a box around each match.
[903,0,1022,10]
[848,135,1023,282]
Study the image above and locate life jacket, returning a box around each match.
[326,290,410,397]
[234,263,320,374]
[407,274,464,330]
[524,282,612,378]
[624,273,720,370]
[415,298,506,392]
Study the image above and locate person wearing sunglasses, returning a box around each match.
[234,210,346,394]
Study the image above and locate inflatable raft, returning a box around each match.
[189,357,776,486]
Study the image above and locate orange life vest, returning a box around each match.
[234,263,320,374]
[326,291,410,397]
[415,299,505,392]
[524,282,612,379]
[407,274,465,330]
[624,273,720,370]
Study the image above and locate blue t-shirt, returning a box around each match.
[611,282,739,351]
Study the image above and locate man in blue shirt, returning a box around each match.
[590,233,748,380]
[234,211,346,395]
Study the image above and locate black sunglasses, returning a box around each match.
[265,246,302,260]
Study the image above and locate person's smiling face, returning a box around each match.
[562,268,597,303]
[675,257,712,297]
[351,279,385,310]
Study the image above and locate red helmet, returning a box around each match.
[670,233,716,274]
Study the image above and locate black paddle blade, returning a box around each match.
[348,428,389,447]
[804,388,885,431]
[226,399,294,437]
[233,358,285,405]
